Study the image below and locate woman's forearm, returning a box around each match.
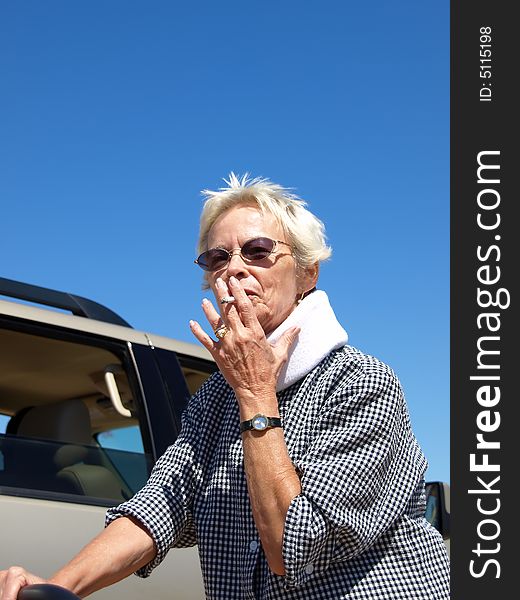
[239,392,301,576]
[49,517,156,598]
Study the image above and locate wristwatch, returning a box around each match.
[240,413,282,433]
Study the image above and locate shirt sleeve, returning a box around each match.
[105,393,203,577]
[282,359,428,588]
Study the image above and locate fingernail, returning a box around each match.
[202,298,209,305]
[216,278,224,289]
[229,276,237,286]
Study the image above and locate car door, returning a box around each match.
[0,319,209,599]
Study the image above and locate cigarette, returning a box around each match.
[220,295,235,304]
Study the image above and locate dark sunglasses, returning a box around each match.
[194,237,291,272]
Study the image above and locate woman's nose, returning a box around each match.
[225,251,249,278]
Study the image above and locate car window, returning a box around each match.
[0,414,8,434]
[0,326,152,505]
[98,425,145,453]
[96,426,149,494]
[0,415,6,470]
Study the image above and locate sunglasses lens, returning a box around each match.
[242,237,276,260]
[197,248,229,271]
[196,238,279,271]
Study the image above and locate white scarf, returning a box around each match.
[267,290,348,392]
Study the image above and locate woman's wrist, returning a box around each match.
[235,388,279,421]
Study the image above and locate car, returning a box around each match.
[0,277,449,599]
[0,277,216,599]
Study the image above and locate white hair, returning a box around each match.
[197,173,332,274]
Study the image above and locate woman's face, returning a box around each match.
[206,204,315,336]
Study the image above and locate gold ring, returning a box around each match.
[214,325,229,340]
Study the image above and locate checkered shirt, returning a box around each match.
[106,345,450,599]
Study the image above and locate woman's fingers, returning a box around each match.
[271,326,300,373]
[191,278,282,395]
[201,297,223,332]
[189,320,218,353]
[205,279,242,331]
[0,567,46,600]
[225,277,257,329]
[213,278,242,329]
[211,277,259,333]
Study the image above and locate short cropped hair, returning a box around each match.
[197,173,332,276]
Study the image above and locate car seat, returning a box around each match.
[3,399,126,501]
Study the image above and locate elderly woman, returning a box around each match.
[0,174,449,599]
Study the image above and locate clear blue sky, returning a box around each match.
[0,1,449,482]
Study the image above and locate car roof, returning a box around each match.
[0,278,213,362]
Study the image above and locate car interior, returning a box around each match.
[0,327,212,503]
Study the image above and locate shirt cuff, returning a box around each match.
[282,494,334,589]
[105,484,186,578]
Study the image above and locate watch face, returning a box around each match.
[252,414,268,431]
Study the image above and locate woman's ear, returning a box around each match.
[300,262,319,294]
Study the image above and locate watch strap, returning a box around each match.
[240,414,282,433]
